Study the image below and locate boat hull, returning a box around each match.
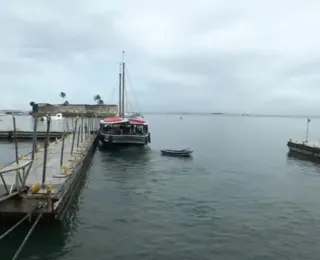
[160,149,193,157]
[99,132,150,147]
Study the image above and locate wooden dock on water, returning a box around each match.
[0,130,69,140]
[0,116,100,221]
[0,115,101,259]
[0,132,97,218]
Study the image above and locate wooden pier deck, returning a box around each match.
[0,130,97,217]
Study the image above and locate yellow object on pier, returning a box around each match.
[32,183,40,193]
[47,184,53,193]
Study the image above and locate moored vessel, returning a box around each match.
[99,52,151,147]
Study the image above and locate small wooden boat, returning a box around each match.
[160,148,193,157]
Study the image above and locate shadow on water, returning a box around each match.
[287,151,320,165]
[286,151,320,176]
[98,145,152,165]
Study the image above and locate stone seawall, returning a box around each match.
[31,103,118,117]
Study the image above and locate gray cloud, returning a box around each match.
[0,0,320,115]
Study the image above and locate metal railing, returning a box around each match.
[0,160,32,202]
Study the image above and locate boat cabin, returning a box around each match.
[100,117,148,136]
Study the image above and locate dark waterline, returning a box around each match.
[1,115,320,260]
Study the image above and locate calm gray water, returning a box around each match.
[1,115,320,260]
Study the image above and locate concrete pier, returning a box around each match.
[0,117,100,222]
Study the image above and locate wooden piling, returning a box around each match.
[41,116,51,187]
[60,132,66,166]
[70,117,78,155]
[12,115,19,164]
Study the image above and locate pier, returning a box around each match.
[0,115,101,259]
[0,130,69,140]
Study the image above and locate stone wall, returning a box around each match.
[32,103,118,117]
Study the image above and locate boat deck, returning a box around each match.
[0,133,94,197]
[289,140,320,149]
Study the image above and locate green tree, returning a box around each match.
[63,100,69,105]
[94,94,101,103]
[59,92,66,104]
[98,99,104,105]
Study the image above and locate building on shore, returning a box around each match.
[30,103,118,117]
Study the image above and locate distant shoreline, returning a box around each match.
[143,112,320,118]
[1,110,319,119]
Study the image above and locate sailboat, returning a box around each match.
[98,52,151,146]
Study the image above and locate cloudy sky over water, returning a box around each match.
[1,0,320,114]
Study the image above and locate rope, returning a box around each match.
[11,212,43,260]
[106,73,120,105]
[124,67,143,114]
[0,201,45,241]
[0,214,30,241]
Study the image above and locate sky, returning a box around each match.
[1,0,320,115]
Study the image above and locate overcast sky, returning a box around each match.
[1,0,320,115]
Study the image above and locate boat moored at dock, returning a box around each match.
[287,139,320,159]
[98,51,151,147]
[99,114,150,146]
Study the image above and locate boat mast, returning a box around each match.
[121,51,125,116]
[118,64,122,117]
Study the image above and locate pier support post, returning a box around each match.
[81,116,84,143]
[70,117,78,155]
[77,126,81,148]
[41,116,51,188]
[66,118,70,133]
[84,122,88,140]
[12,115,19,164]
[31,116,38,160]
[60,132,66,166]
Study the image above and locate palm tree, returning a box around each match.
[59,92,66,104]
[93,94,101,103]
[98,99,104,105]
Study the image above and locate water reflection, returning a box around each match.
[286,151,320,176]
[0,222,68,260]
[287,151,320,165]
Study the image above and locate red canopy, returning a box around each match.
[129,117,147,124]
[103,117,126,124]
